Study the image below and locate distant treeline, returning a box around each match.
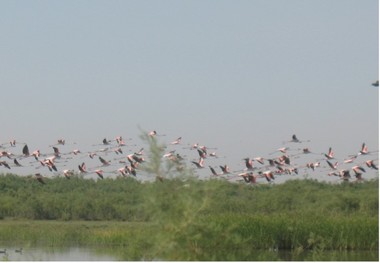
[0,174,377,221]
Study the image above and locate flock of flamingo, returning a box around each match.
[0,131,378,185]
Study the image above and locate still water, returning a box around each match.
[0,245,378,261]
[0,246,117,261]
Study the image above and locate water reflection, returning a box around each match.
[0,245,378,261]
[0,246,117,261]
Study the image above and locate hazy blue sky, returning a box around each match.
[0,0,378,180]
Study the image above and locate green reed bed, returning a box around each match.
[0,172,378,260]
[0,215,377,260]
[0,220,152,246]
[202,213,378,250]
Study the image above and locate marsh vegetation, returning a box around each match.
[0,136,378,260]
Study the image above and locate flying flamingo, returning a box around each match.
[219,164,230,174]
[72,149,81,155]
[290,134,301,143]
[269,147,289,155]
[278,155,290,165]
[102,138,111,145]
[239,172,257,184]
[0,161,11,169]
[190,143,199,150]
[95,169,104,179]
[0,151,13,159]
[170,137,182,145]
[324,147,334,159]
[260,171,275,182]
[208,152,219,158]
[88,152,97,159]
[126,165,137,176]
[359,143,369,155]
[365,160,378,170]
[163,150,176,158]
[22,145,30,157]
[113,147,123,155]
[243,158,254,170]
[293,148,319,156]
[148,130,157,137]
[117,167,128,177]
[357,143,378,156]
[10,139,16,147]
[351,165,366,174]
[52,147,61,157]
[253,157,265,165]
[148,130,166,137]
[351,165,365,181]
[45,158,58,172]
[282,134,311,144]
[78,162,87,173]
[13,159,22,167]
[339,170,351,181]
[63,170,74,179]
[326,160,339,170]
[191,158,205,169]
[134,148,144,156]
[209,166,219,176]
[31,150,41,161]
[344,155,357,163]
[306,162,320,171]
[115,136,127,146]
[99,156,111,166]
[197,148,207,158]
[128,154,144,164]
